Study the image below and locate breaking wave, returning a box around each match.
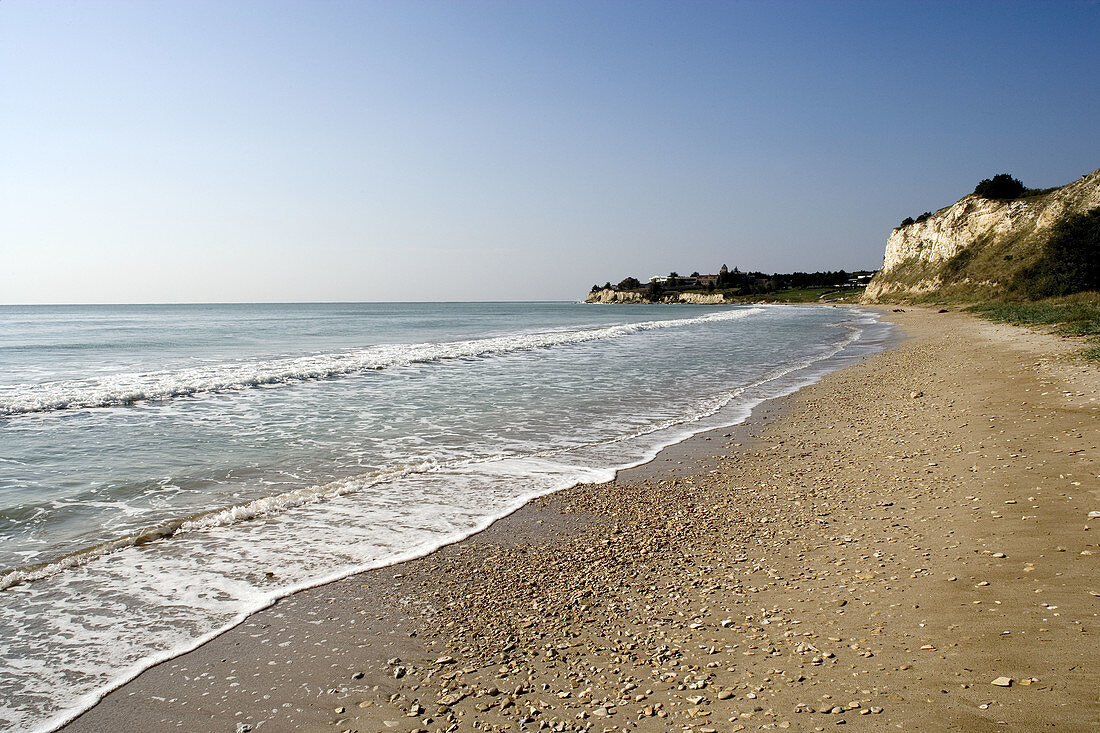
[0,308,763,417]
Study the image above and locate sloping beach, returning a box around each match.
[62,308,1098,733]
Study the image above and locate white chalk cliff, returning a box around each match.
[584,288,726,304]
[865,168,1100,301]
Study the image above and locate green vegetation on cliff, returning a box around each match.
[591,267,874,303]
[973,173,1027,200]
[869,168,1100,358]
[868,168,1099,303]
[1010,207,1100,298]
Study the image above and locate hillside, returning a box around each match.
[864,168,1100,302]
[586,268,873,304]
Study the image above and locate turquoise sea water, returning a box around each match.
[0,302,892,731]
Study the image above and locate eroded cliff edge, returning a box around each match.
[864,168,1100,302]
[585,289,727,304]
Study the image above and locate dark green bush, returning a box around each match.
[1012,207,1100,298]
[974,174,1026,200]
[617,276,641,290]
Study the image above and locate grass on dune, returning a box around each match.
[966,293,1100,359]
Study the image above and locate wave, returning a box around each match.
[0,308,763,417]
[0,308,876,593]
[0,461,438,591]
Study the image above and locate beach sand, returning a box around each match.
[61,308,1098,733]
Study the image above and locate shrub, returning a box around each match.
[974,174,1026,200]
[900,217,915,227]
[942,245,975,278]
[1012,206,1100,298]
[915,211,932,223]
[617,276,641,290]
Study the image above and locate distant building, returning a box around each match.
[651,272,718,286]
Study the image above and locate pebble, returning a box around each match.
[303,325,1097,733]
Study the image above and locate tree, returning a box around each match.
[617,276,641,290]
[974,174,1026,200]
[590,284,601,292]
[900,217,915,227]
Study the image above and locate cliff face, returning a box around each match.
[584,288,727,304]
[585,289,646,303]
[676,292,725,304]
[865,168,1100,301]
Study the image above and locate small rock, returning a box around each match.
[991,677,1012,687]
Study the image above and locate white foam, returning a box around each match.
[0,307,895,733]
[0,308,763,416]
[0,307,874,593]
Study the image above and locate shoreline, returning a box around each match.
[59,307,1098,732]
[29,305,889,733]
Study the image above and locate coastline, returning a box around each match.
[60,307,1098,732]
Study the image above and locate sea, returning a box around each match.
[0,301,893,731]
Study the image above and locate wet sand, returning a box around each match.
[61,308,1098,733]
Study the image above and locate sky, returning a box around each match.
[2,0,1098,303]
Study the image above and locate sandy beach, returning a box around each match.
[61,307,1098,733]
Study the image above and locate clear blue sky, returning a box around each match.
[2,0,1098,303]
